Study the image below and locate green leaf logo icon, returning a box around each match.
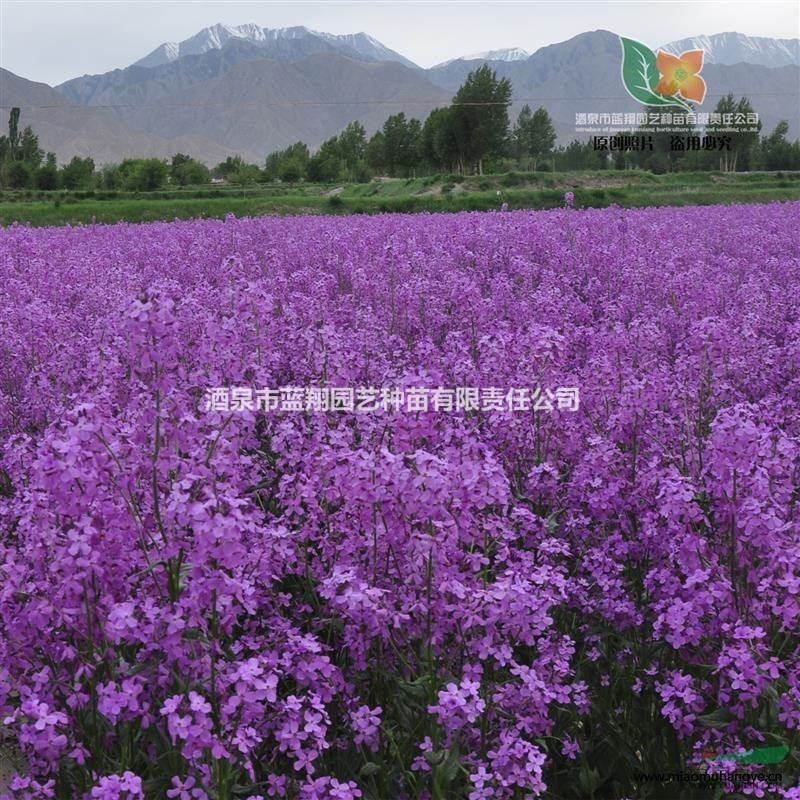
[722,745,790,765]
[702,743,790,765]
[619,37,691,111]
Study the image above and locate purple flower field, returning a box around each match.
[1,203,799,799]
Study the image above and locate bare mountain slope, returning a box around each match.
[5,27,798,165]
[426,30,800,139]
[0,68,241,164]
[61,52,451,160]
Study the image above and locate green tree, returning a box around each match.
[214,156,247,179]
[171,153,191,182]
[265,142,309,181]
[760,120,799,171]
[554,139,608,171]
[337,121,367,179]
[628,103,698,172]
[18,126,43,167]
[421,106,459,173]
[381,113,421,177]
[282,142,309,166]
[278,159,304,183]
[365,131,385,172]
[171,153,210,185]
[264,151,281,181]
[6,160,32,189]
[138,159,169,190]
[229,164,262,185]
[7,108,20,161]
[308,137,343,182]
[705,94,761,172]
[118,158,168,191]
[61,156,96,190]
[513,105,557,170]
[449,65,512,174]
[36,152,60,190]
[100,164,121,190]
[403,119,422,175]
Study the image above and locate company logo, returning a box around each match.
[700,745,789,765]
[619,37,707,112]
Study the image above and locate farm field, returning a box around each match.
[0,170,798,226]
[1,202,800,800]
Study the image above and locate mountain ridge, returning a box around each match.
[659,32,800,68]
[436,30,799,70]
[434,47,531,68]
[133,24,419,71]
[2,27,797,166]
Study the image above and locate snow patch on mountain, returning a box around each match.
[659,32,799,68]
[133,24,417,70]
[434,47,530,67]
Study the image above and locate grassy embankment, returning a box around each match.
[1,170,798,226]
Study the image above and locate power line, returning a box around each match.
[0,92,796,111]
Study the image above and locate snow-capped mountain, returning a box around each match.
[133,23,265,67]
[460,47,530,62]
[314,31,418,67]
[433,31,800,71]
[37,27,798,165]
[133,24,418,70]
[659,32,799,68]
[434,47,530,67]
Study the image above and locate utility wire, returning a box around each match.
[0,93,796,111]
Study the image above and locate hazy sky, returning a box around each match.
[1,0,798,86]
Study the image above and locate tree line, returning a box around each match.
[264,66,557,181]
[261,75,799,179]
[1,64,799,191]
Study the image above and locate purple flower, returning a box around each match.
[0,202,798,799]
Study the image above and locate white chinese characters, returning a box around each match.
[204,386,581,414]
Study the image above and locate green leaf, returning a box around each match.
[734,745,789,765]
[697,707,736,729]
[438,747,462,786]
[579,764,600,794]
[398,676,429,699]
[424,749,446,767]
[619,37,691,112]
[359,761,382,777]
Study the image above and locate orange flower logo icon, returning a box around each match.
[655,50,707,103]
[619,37,707,111]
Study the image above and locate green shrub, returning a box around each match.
[327,195,345,210]
[501,172,524,187]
